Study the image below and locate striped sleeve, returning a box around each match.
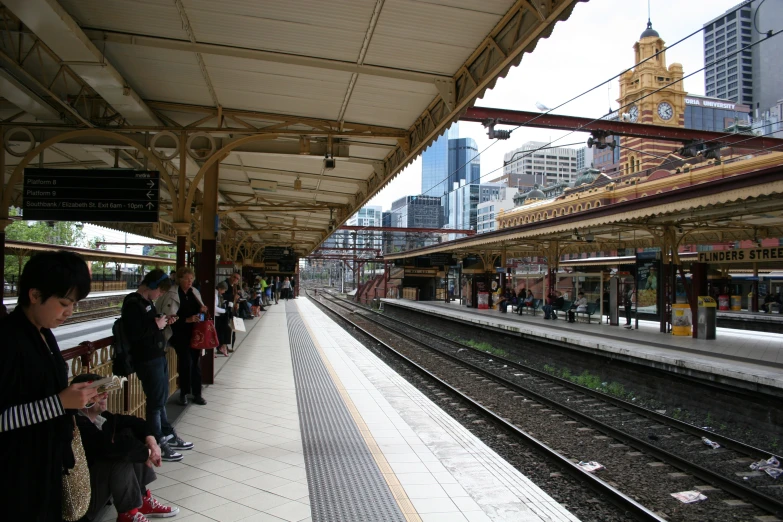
[0,394,65,432]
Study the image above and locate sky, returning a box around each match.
[367,0,742,211]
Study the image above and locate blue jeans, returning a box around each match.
[134,356,174,443]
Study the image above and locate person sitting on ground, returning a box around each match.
[568,292,588,322]
[72,373,179,522]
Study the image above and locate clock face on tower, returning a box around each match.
[628,105,638,122]
[657,102,673,121]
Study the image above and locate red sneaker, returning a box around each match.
[117,510,150,522]
[139,490,180,518]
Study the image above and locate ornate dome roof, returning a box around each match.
[640,20,659,39]
[573,168,600,188]
[525,185,546,202]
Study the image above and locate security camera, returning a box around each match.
[584,233,595,242]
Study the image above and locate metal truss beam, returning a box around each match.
[339,225,476,235]
[3,0,160,126]
[462,107,783,151]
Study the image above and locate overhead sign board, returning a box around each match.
[698,247,783,264]
[22,168,160,223]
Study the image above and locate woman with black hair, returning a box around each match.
[0,250,99,521]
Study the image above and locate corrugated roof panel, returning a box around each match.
[102,43,213,105]
[182,0,371,62]
[60,0,187,40]
[343,75,435,128]
[201,55,355,84]
[212,88,342,121]
[364,0,507,73]
[206,62,348,103]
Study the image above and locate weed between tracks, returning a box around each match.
[457,338,507,357]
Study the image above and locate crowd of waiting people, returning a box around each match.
[0,250,298,521]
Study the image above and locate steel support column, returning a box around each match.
[198,162,219,385]
[690,262,708,339]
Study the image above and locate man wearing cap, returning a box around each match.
[123,269,193,463]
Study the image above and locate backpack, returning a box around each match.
[112,317,134,377]
[112,293,143,377]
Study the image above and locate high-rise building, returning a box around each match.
[347,205,382,249]
[576,147,594,171]
[444,182,504,232]
[703,1,783,114]
[500,141,579,187]
[476,186,519,234]
[421,123,462,197]
[390,195,443,229]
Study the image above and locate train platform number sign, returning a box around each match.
[22,168,160,223]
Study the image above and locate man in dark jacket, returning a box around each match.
[124,269,193,462]
[73,373,179,522]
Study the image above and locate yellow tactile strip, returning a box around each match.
[301,315,423,522]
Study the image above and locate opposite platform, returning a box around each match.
[97,296,578,522]
[382,299,783,393]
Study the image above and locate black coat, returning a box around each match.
[122,293,166,363]
[0,307,73,522]
[75,411,153,468]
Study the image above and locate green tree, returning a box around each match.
[4,209,88,281]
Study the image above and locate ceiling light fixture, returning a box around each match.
[294,177,302,191]
[323,154,336,171]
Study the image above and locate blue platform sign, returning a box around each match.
[22,168,160,223]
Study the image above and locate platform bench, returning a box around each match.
[574,302,599,324]
[519,299,543,316]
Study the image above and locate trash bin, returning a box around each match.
[730,295,742,311]
[672,304,692,336]
[697,296,717,340]
[718,294,729,311]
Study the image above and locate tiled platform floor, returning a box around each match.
[382,299,783,391]
[97,296,577,522]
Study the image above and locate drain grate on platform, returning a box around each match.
[287,302,406,522]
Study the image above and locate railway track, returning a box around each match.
[65,307,120,325]
[309,288,783,521]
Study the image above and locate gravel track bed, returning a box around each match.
[370,311,783,500]
[311,294,631,522]
[319,293,779,521]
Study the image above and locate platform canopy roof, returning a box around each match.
[0,0,583,258]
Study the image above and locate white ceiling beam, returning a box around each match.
[83,29,451,85]
[4,0,161,126]
[0,69,62,122]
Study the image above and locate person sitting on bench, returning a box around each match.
[568,292,588,323]
[72,373,179,522]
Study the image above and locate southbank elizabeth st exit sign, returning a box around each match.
[22,169,160,223]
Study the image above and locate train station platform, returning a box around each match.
[381,299,783,395]
[97,298,576,522]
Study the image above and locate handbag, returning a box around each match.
[63,417,91,521]
[191,315,219,349]
[232,316,246,332]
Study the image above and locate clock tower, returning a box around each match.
[617,20,686,174]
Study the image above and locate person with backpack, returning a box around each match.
[122,269,193,462]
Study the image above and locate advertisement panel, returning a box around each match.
[636,252,660,319]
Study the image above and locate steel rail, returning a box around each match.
[360,296,781,462]
[320,291,783,518]
[308,289,666,522]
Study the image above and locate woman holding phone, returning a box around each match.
[156,266,208,406]
[0,251,98,521]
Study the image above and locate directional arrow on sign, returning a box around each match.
[146,202,155,209]
[147,180,155,188]
[146,191,154,199]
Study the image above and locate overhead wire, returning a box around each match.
[417,0,758,205]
